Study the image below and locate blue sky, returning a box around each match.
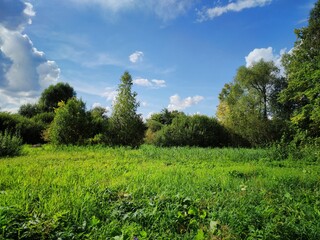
[0,0,316,119]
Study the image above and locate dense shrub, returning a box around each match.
[47,98,90,145]
[0,130,23,157]
[152,114,229,148]
[0,112,44,144]
[31,112,55,125]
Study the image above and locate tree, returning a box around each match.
[47,98,89,145]
[39,82,76,112]
[279,0,320,137]
[18,103,40,118]
[108,72,145,147]
[235,60,279,119]
[216,60,284,146]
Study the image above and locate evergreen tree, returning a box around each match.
[109,72,145,147]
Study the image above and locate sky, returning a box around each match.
[0,0,317,119]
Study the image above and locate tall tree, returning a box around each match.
[39,82,76,112]
[280,0,320,137]
[108,72,145,147]
[217,60,284,146]
[236,60,279,119]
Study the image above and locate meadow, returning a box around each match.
[0,145,319,239]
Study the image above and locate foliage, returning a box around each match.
[0,130,23,157]
[0,112,44,144]
[18,103,40,118]
[89,106,109,138]
[47,98,90,145]
[151,114,228,147]
[280,0,320,137]
[31,112,55,125]
[38,82,76,112]
[217,60,286,146]
[108,72,145,147]
[0,145,319,239]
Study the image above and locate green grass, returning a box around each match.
[0,145,319,239]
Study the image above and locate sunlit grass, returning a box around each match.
[0,145,319,239]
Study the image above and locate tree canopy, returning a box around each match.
[39,82,76,112]
[280,0,320,137]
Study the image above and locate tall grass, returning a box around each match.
[0,145,319,239]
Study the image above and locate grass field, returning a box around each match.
[0,145,319,239]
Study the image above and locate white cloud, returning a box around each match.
[133,78,152,87]
[0,0,35,30]
[133,78,166,88]
[102,87,117,101]
[129,51,144,63]
[0,1,60,112]
[168,94,204,111]
[245,47,286,73]
[198,0,272,21]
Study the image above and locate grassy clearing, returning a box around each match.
[0,145,319,239]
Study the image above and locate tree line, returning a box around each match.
[1,1,319,149]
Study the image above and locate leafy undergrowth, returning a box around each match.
[0,145,319,239]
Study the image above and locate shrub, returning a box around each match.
[0,130,23,157]
[48,98,90,145]
[152,114,229,148]
[0,112,44,144]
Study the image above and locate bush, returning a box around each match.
[152,114,229,148]
[0,112,44,144]
[0,130,23,157]
[47,98,90,145]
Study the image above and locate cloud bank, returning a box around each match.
[168,94,204,111]
[0,1,60,112]
[198,0,272,21]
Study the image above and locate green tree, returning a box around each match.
[48,98,89,145]
[18,103,40,118]
[280,0,320,137]
[108,72,145,147]
[217,60,284,146]
[39,82,76,112]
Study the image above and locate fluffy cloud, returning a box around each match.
[198,0,272,21]
[245,47,286,73]
[168,94,204,111]
[0,0,35,30]
[133,78,166,88]
[129,51,144,63]
[0,1,60,112]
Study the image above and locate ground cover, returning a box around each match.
[0,145,319,239]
